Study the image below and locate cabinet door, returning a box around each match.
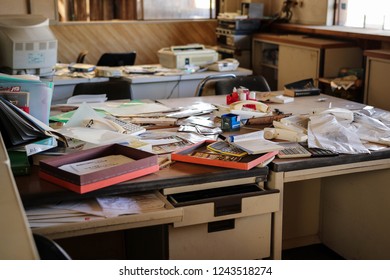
[278,45,319,89]
[365,58,390,111]
[252,40,279,90]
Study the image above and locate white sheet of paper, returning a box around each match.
[59,154,134,175]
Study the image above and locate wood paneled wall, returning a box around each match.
[50,20,218,65]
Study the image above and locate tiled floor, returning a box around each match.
[282,244,345,260]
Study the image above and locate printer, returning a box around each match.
[158,44,218,69]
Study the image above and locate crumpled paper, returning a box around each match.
[330,75,358,91]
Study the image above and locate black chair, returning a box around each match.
[72,80,132,100]
[194,74,237,97]
[33,233,71,260]
[76,50,88,63]
[215,75,271,95]
[97,52,137,67]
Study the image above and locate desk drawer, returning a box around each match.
[167,184,279,259]
[31,191,183,239]
[168,184,279,227]
[169,214,271,260]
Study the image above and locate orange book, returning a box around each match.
[39,165,159,194]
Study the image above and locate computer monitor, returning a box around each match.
[0,15,57,76]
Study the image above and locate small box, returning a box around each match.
[221,113,240,131]
[167,183,280,259]
[284,78,321,97]
[39,144,159,194]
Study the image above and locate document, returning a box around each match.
[26,192,166,227]
[228,131,283,154]
[66,94,107,104]
[59,154,134,175]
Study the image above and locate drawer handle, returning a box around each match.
[214,197,242,216]
[208,219,235,233]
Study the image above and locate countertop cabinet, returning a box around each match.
[252,34,362,90]
[364,50,390,111]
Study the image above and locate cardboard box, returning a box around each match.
[39,144,159,194]
[171,140,277,170]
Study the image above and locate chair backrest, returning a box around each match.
[97,52,136,67]
[72,80,132,100]
[194,74,237,97]
[33,233,71,260]
[215,75,271,95]
[76,50,88,63]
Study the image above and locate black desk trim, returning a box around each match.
[270,149,390,172]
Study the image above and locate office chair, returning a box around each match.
[76,50,88,63]
[33,233,71,260]
[194,74,237,97]
[97,52,137,67]
[72,80,132,100]
[215,75,271,96]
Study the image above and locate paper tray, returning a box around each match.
[39,144,159,194]
[171,140,277,170]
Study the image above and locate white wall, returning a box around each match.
[0,0,28,14]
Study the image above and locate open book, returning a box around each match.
[228,131,283,155]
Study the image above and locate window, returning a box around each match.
[336,0,390,30]
[57,0,216,22]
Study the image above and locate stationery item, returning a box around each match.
[284,78,320,97]
[277,143,312,158]
[171,140,278,170]
[0,74,53,124]
[39,144,159,194]
[0,91,29,112]
[66,94,107,104]
[277,142,339,158]
[228,131,283,155]
[68,63,96,73]
[221,113,241,132]
[0,96,61,153]
[8,150,31,176]
[299,142,339,157]
[207,141,247,157]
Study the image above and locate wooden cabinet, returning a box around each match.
[364,50,390,111]
[252,34,363,90]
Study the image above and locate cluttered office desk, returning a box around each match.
[10,92,390,260]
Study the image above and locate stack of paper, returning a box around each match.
[26,193,165,228]
[228,131,283,154]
